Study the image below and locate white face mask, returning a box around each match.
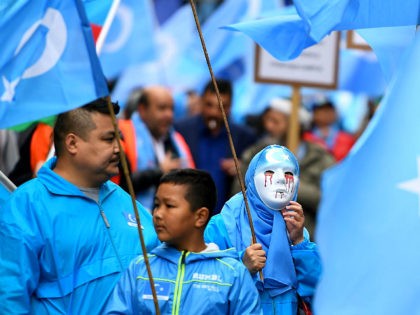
[252,146,299,210]
[254,167,298,210]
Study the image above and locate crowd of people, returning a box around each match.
[0,77,364,314]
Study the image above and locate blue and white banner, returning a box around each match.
[0,0,108,129]
[315,30,420,314]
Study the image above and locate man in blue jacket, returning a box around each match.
[105,169,261,314]
[0,98,159,314]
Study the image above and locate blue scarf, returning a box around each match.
[221,146,297,297]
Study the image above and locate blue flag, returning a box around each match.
[338,49,386,97]
[294,0,420,42]
[0,0,108,129]
[314,30,420,314]
[112,0,254,108]
[358,26,417,83]
[224,6,316,61]
[97,0,158,79]
[226,0,419,62]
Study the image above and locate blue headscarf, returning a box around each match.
[221,145,299,297]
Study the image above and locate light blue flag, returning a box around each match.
[338,49,386,97]
[224,6,316,61]
[110,3,196,107]
[98,0,158,79]
[112,0,254,108]
[295,0,420,42]
[357,26,417,83]
[161,0,251,92]
[226,0,419,62]
[314,30,420,315]
[82,0,113,25]
[0,0,108,129]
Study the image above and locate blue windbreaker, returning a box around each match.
[204,146,321,315]
[105,243,262,314]
[0,157,159,314]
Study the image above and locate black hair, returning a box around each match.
[53,97,119,157]
[202,78,232,97]
[158,168,216,225]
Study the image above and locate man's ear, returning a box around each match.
[195,207,210,228]
[138,104,146,119]
[65,133,78,155]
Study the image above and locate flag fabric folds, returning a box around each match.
[96,0,158,79]
[225,12,316,61]
[0,0,108,129]
[82,0,113,41]
[294,0,420,42]
[226,0,420,62]
[357,26,417,83]
[314,30,420,315]
[111,0,253,109]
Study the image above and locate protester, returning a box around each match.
[119,86,194,211]
[175,79,257,214]
[105,168,262,314]
[0,98,159,314]
[205,145,321,314]
[235,98,335,236]
[303,100,355,162]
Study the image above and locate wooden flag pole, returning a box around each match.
[287,85,302,154]
[188,0,262,280]
[105,97,161,315]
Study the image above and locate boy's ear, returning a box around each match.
[195,207,209,228]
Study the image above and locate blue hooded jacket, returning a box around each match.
[205,145,321,315]
[0,157,159,314]
[105,243,262,314]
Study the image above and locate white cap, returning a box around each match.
[268,98,312,130]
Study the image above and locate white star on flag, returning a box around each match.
[397,156,420,216]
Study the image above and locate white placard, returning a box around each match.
[255,31,340,89]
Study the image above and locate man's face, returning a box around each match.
[153,183,197,250]
[140,89,174,139]
[75,112,120,186]
[201,91,231,134]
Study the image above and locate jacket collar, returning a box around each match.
[38,157,117,201]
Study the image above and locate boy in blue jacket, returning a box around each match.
[105,169,262,314]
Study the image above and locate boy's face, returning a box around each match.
[153,183,197,250]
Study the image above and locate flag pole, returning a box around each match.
[96,0,121,55]
[287,85,301,154]
[188,0,263,280]
[105,97,161,315]
[0,170,16,193]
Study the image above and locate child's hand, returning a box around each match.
[282,201,305,245]
[242,243,266,274]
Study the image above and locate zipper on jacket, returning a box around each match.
[100,210,110,228]
[172,251,188,315]
[99,205,123,270]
